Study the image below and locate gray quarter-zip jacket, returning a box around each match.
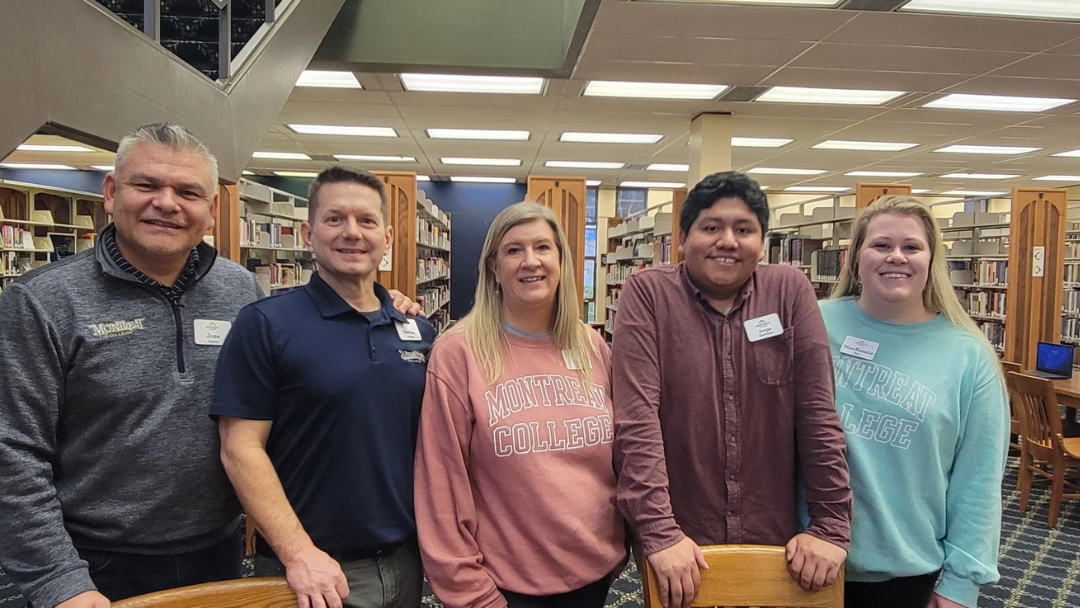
[0,228,260,608]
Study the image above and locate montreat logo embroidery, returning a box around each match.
[399,350,427,364]
[88,318,147,339]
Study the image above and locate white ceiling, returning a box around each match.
[11,0,1080,197]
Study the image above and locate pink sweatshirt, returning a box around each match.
[414,324,626,608]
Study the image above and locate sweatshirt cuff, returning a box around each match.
[638,518,686,557]
[935,570,980,608]
[27,566,96,608]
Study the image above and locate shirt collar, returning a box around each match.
[100,223,200,290]
[305,272,406,323]
[677,262,756,315]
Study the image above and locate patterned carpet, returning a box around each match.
[2,459,1078,608]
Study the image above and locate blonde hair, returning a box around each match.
[831,195,998,357]
[445,202,596,384]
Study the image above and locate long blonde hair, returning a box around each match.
[831,195,997,357]
[446,202,596,384]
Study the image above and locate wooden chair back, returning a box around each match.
[643,545,843,608]
[1002,361,1023,444]
[1009,371,1064,461]
[111,578,296,608]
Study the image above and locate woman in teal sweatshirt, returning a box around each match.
[818,196,1008,608]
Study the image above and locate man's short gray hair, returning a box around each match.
[114,123,219,185]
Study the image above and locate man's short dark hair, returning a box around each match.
[680,171,769,237]
[307,166,389,221]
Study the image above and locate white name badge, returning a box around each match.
[396,319,423,342]
[743,313,784,343]
[562,351,593,370]
[193,319,232,346]
[840,336,880,361]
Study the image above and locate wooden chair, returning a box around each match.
[1001,361,1023,455]
[112,578,296,608]
[1008,372,1080,527]
[643,545,843,608]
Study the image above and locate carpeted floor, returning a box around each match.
[3,459,1078,608]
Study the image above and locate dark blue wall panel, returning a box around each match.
[0,169,107,195]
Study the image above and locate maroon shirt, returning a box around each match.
[612,263,851,556]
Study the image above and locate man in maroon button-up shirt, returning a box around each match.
[612,171,852,608]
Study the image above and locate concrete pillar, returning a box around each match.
[688,113,733,188]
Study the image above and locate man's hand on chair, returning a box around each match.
[281,545,350,608]
[785,533,846,592]
[56,590,110,608]
[646,537,709,608]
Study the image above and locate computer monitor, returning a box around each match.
[1036,342,1074,378]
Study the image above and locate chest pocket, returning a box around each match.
[752,328,794,385]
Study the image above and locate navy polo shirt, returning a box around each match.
[210,273,436,555]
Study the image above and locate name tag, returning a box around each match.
[562,351,593,370]
[840,336,879,361]
[743,313,783,343]
[193,319,232,346]
[396,319,423,342]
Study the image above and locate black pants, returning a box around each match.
[500,573,613,608]
[845,571,941,608]
[77,526,244,601]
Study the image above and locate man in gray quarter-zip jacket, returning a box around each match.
[0,124,259,608]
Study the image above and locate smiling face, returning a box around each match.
[679,196,765,303]
[300,181,392,282]
[489,219,562,314]
[857,212,932,312]
[102,142,218,274]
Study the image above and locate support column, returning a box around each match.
[688,113,733,187]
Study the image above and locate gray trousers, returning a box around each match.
[254,540,423,608]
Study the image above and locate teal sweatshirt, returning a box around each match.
[819,298,1008,608]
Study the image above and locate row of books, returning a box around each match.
[656,235,674,266]
[966,291,1006,319]
[240,219,305,249]
[253,263,310,291]
[1065,289,1080,316]
[1,224,34,250]
[979,321,1005,351]
[770,236,824,266]
[809,249,846,282]
[605,286,620,313]
[417,218,450,250]
[1065,262,1080,285]
[417,285,450,317]
[1062,318,1080,345]
[417,257,450,283]
[606,262,647,286]
[974,260,1008,286]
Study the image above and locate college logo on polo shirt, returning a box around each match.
[87,317,147,339]
[399,350,427,364]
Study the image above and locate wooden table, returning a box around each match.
[1051,376,1080,435]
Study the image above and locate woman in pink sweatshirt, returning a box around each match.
[414,202,626,608]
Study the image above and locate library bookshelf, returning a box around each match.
[237,179,312,295]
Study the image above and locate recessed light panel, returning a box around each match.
[583,81,727,100]
[586,180,602,187]
[417,175,431,181]
[731,137,793,148]
[814,140,918,152]
[757,86,904,106]
[401,74,544,95]
[619,181,686,189]
[1052,150,1080,158]
[923,93,1074,113]
[288,124,398,137]
[845,171,924,177]
[16,144,93,152]
[427,128,530,141]
[545,161,625,170]
[253,151,310,160]
[783,186,849,192]
[334,154,416,162]
[449,176,517,183]
[942,190,1008,197]
[295,70,362,89]
[698,0,839,4]
[747,167,827,175]
[0,163,75,170]
[92,165,114,171]
[647,164,690,172]
[912,189,931,194]
[273,171,319,178]
[1034,175,1080,181]
[934,145,1040,155]
[442,157,521,167]
[901,0,1080,21]
[940,172,1019,179]
[560,132,663,144]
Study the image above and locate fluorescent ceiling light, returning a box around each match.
[417,175,431,182]
[274,171,319,178]
[935,145,1040,155]
[295,70,362,89]
[783,186,849,192]
[1052,150,1080,157]
[427,128,530,141]
[586,179,602,187]
[814,140,918,152]
[545,160,625,170]
[242,170,255,175]
[923,93,1073,113]
[900,0,1080,21]
[253,151,310,160]
[912,189,931,194]
[560,132,663,144]
[731,137,793,148]
[92,165,114,171]
[334,154,416,163]
[845,171,924,177]
[748,167,827,175]
[647,163,690,172]
[941,172,1019,180]
[449,176,517,183]
[288,124,398,137]
[583,81,727,100]
[698,0,839,4]
[442,157,521,166]
[1034,175,1080,181]
[619,181,686,189]
[0,162,75,170]
[16,144,93,152]
[401,74,544,95]
[757,86,904,106]
[942,190,1008,197]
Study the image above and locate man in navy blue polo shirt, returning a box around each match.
[211,166,435,608]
